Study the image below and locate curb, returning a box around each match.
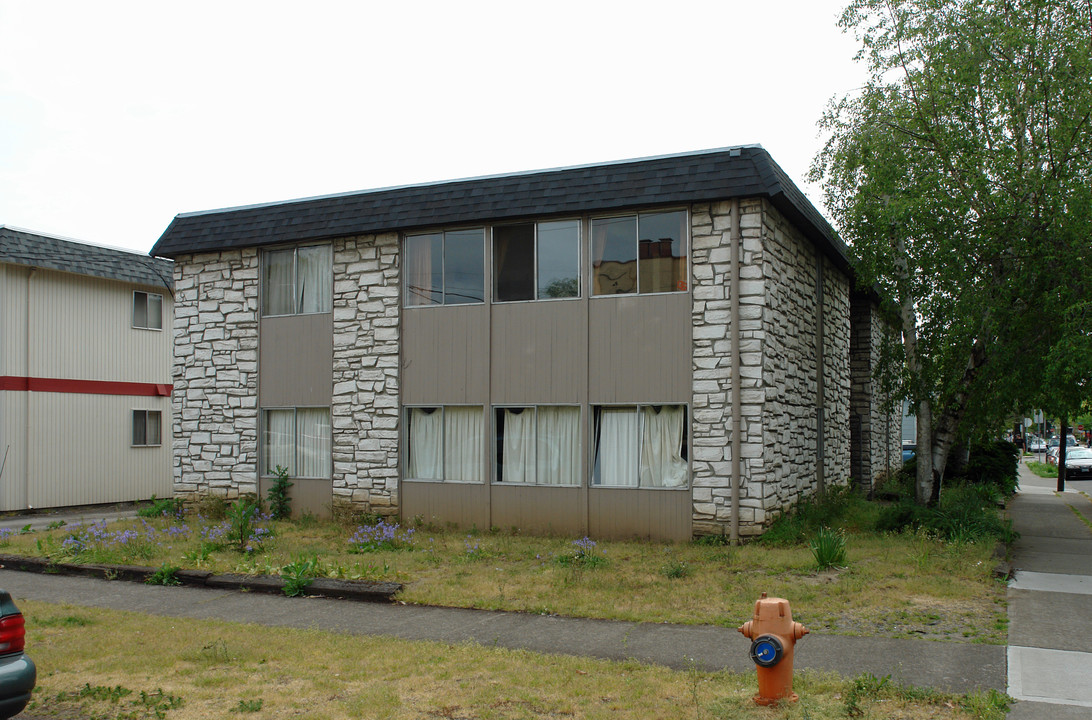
[0,553,401,603]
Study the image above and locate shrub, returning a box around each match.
[138,495,185,519]
[760,485,871,545]
[224,498,272,553]
[146,563,182,586]
[266,465,293,521]
[876,485,1016,543]
[955,441,1019,497]
[811,526,848,569]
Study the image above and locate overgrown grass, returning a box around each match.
[21,599,1011,720]
[1026,461,1057,478]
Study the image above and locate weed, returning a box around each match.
[266,465,293,520]
[348,520,415,553]
[810,526,847,570]
[224,497,272,553]
[182,541,217,567]
[960,688,1012,719]
[280,554,318,597]
[193,494,229,520]
[231,698,264,713]
[555,537,607,568]
[146,563,182,586]
[139,494,186,519]
[844,672,889,716]
[45,520,66,530]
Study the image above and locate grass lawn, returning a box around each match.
[21,599,1010,720]
[0,499,1008,644]
[1025,461,1058,479]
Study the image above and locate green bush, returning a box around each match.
[876,484,1016,543]
[760,486,874,545]
[955,441,1019,497]
[266,465,293,521]
[811,526,848,569]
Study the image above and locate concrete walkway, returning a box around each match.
[1006,459,1092,718]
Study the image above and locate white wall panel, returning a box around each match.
[0,393,28,511]
[0,264,29,376]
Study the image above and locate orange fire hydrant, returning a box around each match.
[738,592,809,705]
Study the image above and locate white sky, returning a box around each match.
[0,0,867,255]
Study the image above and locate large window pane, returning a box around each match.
[591,216,637,295]
[405,233,443,306]
[537,406,580,485]
[538,221,580,299]
[262,409,295,475]
[592,406,639,486]
[444,406,484,481]
[639,405,688,487]
[493,225,535,302]
[638,211,687,294]
[296,408,332,478]
[296,245,332,313]
[496,407,535,482]
[444,229,485,305]
[406,408,443,479]
[147,293,163,330]
[262,249,295,316]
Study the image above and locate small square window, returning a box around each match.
[133,292,163,330]
[132,410,162,447]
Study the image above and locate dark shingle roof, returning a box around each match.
[150,146,851,272]
[0,227,173,289]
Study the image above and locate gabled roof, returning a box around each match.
[150,145,852,273]
[0,226,173,289]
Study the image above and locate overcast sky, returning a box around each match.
[0,1,867,255]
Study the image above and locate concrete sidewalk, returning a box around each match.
[1006,459,1092,718]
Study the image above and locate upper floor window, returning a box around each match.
[262,244,332,316]
[591,210,688,296]
[405,229,485,306]
[132,291,163,330]
[493,220,580,302]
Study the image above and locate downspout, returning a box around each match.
[730,199,742,545]
[816,258,826,494]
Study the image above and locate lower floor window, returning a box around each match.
[592,405,688,487]
[132,410,162,447]
[405,406,484,482]
[262,407,331,478]
[495,406,580,485]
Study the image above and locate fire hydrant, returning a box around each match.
[738,592,808,705]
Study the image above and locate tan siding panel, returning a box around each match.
[401,481,490,529]
[588,294,691,403]
[490,301,587,403]
[491,485,585,535]
[26,394,172,508]
[0,265,29,376]
[259,314,333,407]
[0,391,29,511]
[402,307,489,404]
[258,476,332,519]
[588,489,692,541]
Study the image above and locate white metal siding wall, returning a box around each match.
[0,264,29,510]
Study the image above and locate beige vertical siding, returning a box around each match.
[258,476,331,518]
[259,314,333,406]
[26,393,172,508]
[1,265,29,375]
[589,293,692,403]
[402,306,489,404]
[490,301,587,403]
[491,485,585,535]
[588,488,692,541]
[402,481,491,529]
[0,392,29,511]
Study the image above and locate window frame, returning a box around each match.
[403,405,486,483]
[590,403,690,490]
[492,404,582,486]
[589,208,690,298]
[259,406,333,479]
[491,219,582,304]
[132,291,164,330]
[403,227,487,308]
[131,409,162,447]
[260,242,333,318]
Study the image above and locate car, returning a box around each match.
[0,590,34,719]
[902,444,916,462]
[1065,448,1092,480]
[1047,446,1060,465]
[1027,436,1047,453]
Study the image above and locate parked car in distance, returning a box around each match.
[902,444,916,463]
[1047,446,1060,465]
[1026,436,1047,453]
[1065,448,1092,481]
[0,590,34,719]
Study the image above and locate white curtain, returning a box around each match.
[594,407,638,486]
[407,408,443,480]
[501,408,535,483]
[297,245,332,313]
[538,406,580,485]
[640,405,687,487]
[264,409,295,475]
[296,408,331,478]
[263,250,294,316]
[445,407,484,482]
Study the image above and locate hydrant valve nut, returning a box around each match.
[748,634,784,668]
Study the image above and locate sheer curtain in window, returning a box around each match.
[500,409,535,483]
[407,408,443,479]
[263,410,295,474]
[594,407,638,486]
[296,408,331,478]
[639,405,687,487]
[538,406,580,485]
[296,245,332,313]
[263,250,294,316]
[445,407,483,482]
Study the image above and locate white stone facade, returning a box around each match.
[330,234,401,514]
[171,249,260,500]
[850,297,903,489]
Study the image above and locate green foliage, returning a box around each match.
[139,494,185,519]
[759,486,873,545]
[555,536,607,569]
[951,441,1019,497]
[876,485,1016,543]
[844,673,890,717]
[230,698,264,713]
[53,683,183,717]
[810,526,848,570]
[146,563,182,586]
[266,465,293,521]
[280,555,318,597]
[224,498,271,554]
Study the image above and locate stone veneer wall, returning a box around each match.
[850,297,904,491]
[821,255,852,484]
[171,249,260,500]
[330,234,401,514]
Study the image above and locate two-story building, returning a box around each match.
[150,147,900,540]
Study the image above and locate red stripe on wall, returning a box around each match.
[0,376,172,397]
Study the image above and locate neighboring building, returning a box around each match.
[151,146,900,540]
[0,227,174,511]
